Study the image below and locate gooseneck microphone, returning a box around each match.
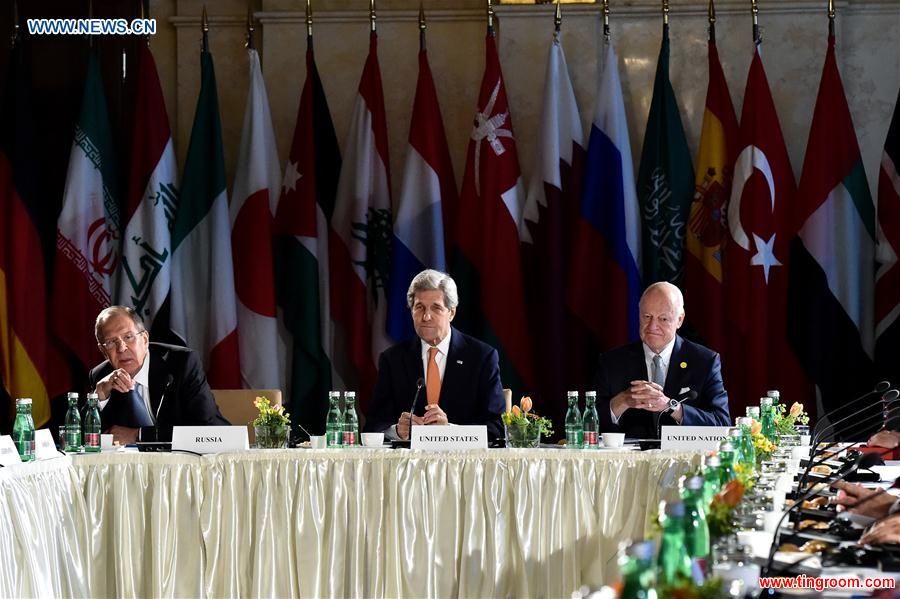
[406,378,425,441]
[810,381,891,443]
[655,389,698,438]
[763,451,884,576]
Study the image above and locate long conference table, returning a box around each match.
[0,448,700,598]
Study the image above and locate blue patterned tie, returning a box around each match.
[652,354,665,387]
[119,384,153,428]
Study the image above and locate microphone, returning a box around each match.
[655,389,698,438]
[810,388,897,450]
[763,451,884,576]
[810,381,891,443]
[146,374,174,443]
[405,378,425,441]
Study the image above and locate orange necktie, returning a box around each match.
[426,346,441,405]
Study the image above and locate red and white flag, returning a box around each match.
[231,47,284,390]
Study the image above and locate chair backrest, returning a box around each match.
[212,389,283,443]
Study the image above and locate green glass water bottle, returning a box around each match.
[717,440,737,485]
[326,391,343,447]
[657,501,693,586]
[12,398,35,462]
[619,540,658,599]
[83,393,102,453]
[64,392,82,453]
[564,391,583,449]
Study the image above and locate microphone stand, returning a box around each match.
[398,378,424,446]
[809,381,891,443]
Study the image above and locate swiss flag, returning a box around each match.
[724,48,811,414]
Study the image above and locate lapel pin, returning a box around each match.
[680,362,687,369]
[456,360,463,365]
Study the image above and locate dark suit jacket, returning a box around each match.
[364,327,505,440]
[594,335,730,439]
[89,342,229,441]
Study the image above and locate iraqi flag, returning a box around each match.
[875,89,900,390]
[684,37,739,354]
[231,47,284,390]
[725,47,810,415]
[330,31,393,407]
[274,39,338,435]
[636,22,694,286]
[52,51,119,371]
[451,32,533,393]
[788,33,877,417]
[522,28,584,421]
[568,41,642,355]
[117,41,178,330]
[170,36,240,389]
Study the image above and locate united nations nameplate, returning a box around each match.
[661,426,730,451]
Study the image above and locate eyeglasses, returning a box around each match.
[99,330,145,350]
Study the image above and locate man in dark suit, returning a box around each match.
[365,270,505,441]
[89,306,229,444]
[594,282,730,439]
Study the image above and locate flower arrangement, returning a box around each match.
[707,479,745,539]
[252,396,290,428]
[501,396,553,448]
[774,401,809,436]
[748,419,776,463]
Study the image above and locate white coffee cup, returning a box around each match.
[601,432,625,448]
[361,432,385,447]
[100,434,115,451]
[309,435,327,449]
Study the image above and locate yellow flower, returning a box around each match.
[520,396,533,413]
[680,362,687,369]
[789,402,804,418]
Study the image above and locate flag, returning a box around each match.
[330,31,392,407]
[117,41,178,330]
[567,41,642,355]
[52,51,119,371]
[787,33,877,414]
[231,47,283,390]
[170,38,240,389]
[522,28,584,422]
[636,23,694,286]
[684,38,739,353]
[274,39,338,435]
[875,88,900,389]
[451,33,533,393]
[386,41,456,343]
[0,38,57,425]
[725,47,810,414]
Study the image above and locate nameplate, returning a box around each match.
[172,426,249,454]
[34,429,59,460]
[661,426,731,451]
[0,436,21,466]
[410,425,487,451]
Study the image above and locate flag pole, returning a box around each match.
[419,2,426,51]
[554,0,561,35]
[751,0,760,46]
[201,5,209,53]
[602,0,610,43]
[709,0,716,43]
[662,0,669,26]
[306,0,312,41]
[370,0,376,34]
[487,0,494,37]
[827,0,835,37]
[10,0,19,48]
[245,4,255,50]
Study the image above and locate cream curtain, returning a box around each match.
[0,449,699,598]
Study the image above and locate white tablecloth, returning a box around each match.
[0,448,700,598]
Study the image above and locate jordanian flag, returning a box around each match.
[788,33,877,415]
[52,51,119,371]
[274,37,338,435]
[636,22,694,286]
[170,34,240,388]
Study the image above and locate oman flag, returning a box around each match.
[231,46,284,390]
[788,33,877,416]
[331,31,393,406]
[875,89,900,389]
[53,51,120,371]
[725,47,810,414]
[451,31,533,393]
[275,38,339,435]
[117,41,178,329]
[386,29,456,343]
[684,34,739,354]
[522,26,584,421]
[170,35,240,388]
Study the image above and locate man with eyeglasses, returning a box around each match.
[89,305,229,444]
[364,269,506,442]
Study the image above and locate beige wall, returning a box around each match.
[154,0,899,203]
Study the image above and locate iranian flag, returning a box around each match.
[231,47,283,390]
[117,41,178,329]
[170,36,240,388]
[52,51,119,370]
[330,31,393,406]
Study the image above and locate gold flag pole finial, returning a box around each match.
[487,0,495,36]
[554,0,562,34]
[751,0,760,46]
[828,0,835,36]
[419,2,426,51]
[245,4,255,50]
[708,0,716,41]
[201,5,209,52]
[602,0,610,42]
[305,0,313,38]
[370,0,376,33]
[662,0,669,25]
